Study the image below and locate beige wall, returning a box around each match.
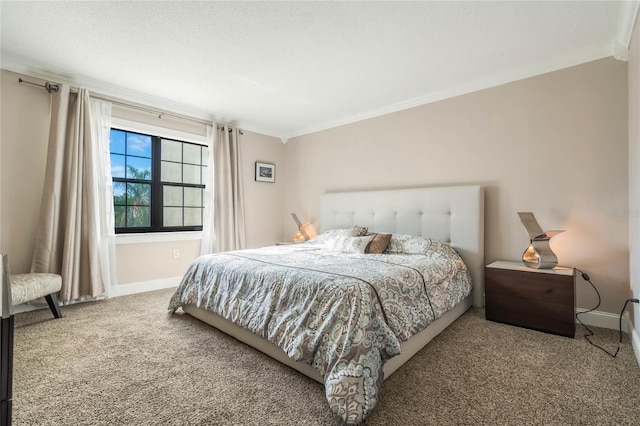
[115,240,201,284]
[0,69,285,287]
[0,70,51,274]
[284,58,629,314]
[241,130,287,248]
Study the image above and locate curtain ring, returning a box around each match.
[44,82,59,93]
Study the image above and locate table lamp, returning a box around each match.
[291,213,317,242]
[517,212,564,269]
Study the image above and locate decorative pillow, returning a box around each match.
[348,225,369,237]
[384,233,457,256]
[365,233,392,254]
[329,235,374,254]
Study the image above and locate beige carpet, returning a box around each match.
[12,288,639,425]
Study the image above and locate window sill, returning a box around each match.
[115,231,203,245]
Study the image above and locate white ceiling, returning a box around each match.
[1,1,637,140]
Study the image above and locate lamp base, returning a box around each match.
[522,240,559,269]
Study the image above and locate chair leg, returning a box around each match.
[44,294,62,319]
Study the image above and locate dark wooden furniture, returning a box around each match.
[1,255,14,426]
[485,261,575,337]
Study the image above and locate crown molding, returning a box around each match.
[615,0,640,60]
[2,39,619,142]
[0,52,283,139]
[285,42,614,140]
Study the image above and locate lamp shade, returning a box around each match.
[300,223,317,239]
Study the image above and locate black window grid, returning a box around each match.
[111,129,206,234]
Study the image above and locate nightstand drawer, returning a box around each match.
[485,268,574,306]
[485,293,575,337]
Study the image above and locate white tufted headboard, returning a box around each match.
[320,185,485,307]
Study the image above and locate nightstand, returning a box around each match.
[485,261,575,337]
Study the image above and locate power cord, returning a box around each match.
[572,267,639,358]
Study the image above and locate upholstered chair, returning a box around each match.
[10,272,62,319]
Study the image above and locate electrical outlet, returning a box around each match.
[173,249,179,259]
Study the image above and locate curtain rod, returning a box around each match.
[17,77,239,130]
[216,125,244,134]
[94,95,213,127]
[18,77,59,93]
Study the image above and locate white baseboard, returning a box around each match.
[112,276,182,297]
[575,308,631,332]
[632,324,640,368]
[576,308,640,367]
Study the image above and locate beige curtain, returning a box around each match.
[201,124,245,254]
[31,85,112,302]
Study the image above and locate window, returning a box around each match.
[109,129,208,233]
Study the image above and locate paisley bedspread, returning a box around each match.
[168,235,472,425]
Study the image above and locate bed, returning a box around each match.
[168,185,484,425]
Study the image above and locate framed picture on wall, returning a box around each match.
[255,162,275,183]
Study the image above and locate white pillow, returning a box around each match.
[329,235,374,254]
[306,229,351,246]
